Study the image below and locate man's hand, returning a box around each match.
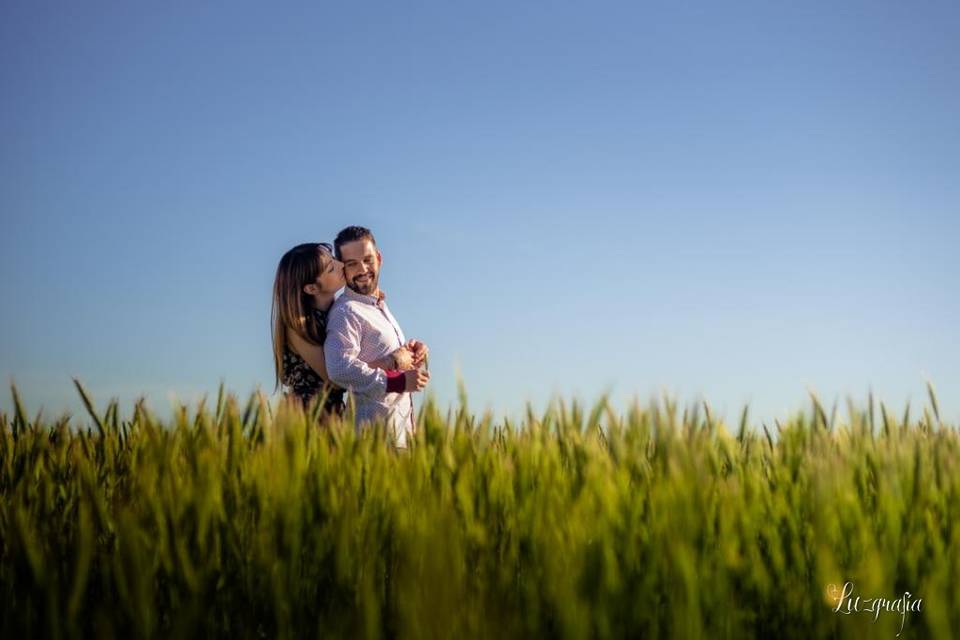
[406,339,430,369]
[403,368,430,392]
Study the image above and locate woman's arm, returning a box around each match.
[287,329,332,383]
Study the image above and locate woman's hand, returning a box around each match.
[406,339,429,369]
[371,343,426,371]
[390,345,416,370]
[371,345,415,371]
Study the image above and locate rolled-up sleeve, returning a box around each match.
[324,305,387,399]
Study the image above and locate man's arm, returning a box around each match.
[324,306,389,398]
[325,306,410,397]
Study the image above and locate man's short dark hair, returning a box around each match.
[334,226,377,260]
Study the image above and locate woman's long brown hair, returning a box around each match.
[271,243,333,390]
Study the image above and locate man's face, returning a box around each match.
[340,239,382,295]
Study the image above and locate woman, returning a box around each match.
[271,242,412,415]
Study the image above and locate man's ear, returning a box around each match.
[376,250,383,266]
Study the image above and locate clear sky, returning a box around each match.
[2,1,958,427]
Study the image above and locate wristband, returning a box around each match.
[385,370,405,394]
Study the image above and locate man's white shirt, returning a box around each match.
[324,287,415,447]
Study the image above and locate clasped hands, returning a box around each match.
[390,339,429,371]
[390,340,430,392]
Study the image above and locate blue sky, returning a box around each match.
[2,1,958,427]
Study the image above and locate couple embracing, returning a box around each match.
[270,226,430,448]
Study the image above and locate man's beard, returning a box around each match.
[348,272,378,295]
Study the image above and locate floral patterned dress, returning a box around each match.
[281,307,346,414]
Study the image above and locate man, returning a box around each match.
[324,226,430,447]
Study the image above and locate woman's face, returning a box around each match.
[316,250,346,294]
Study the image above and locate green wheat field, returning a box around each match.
[1,381,957,639]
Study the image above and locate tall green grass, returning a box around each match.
[1,382,957,639]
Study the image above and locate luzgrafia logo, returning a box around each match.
[826,582,923,637]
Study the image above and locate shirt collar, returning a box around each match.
[340,286,387,306]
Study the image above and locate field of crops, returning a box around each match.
[1,382,957,639]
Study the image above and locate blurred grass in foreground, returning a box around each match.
[1,381,958,639]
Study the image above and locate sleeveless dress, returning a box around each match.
[281,307,346,415]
